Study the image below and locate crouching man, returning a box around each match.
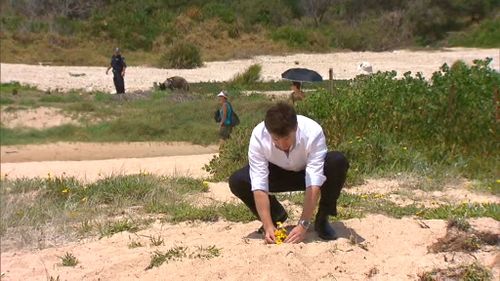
[229,102,349,244]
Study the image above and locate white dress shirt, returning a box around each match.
[249,115,327,192]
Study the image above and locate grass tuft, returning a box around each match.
[419,263,492,281]
[59,252,78,267]
[145,246,187,270]
[149,235,164,247]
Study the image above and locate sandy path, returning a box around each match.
[1,142,218,163]
[0,153,216,182]
[1,48,498,93]
[1,142,218,182]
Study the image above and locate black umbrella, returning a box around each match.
[281,68,323,82]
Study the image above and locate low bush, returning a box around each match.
[158,42,203,69]
[447,19,500,48]
[229,64,262,86]
[270,26,309,48]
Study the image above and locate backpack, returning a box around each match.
[231,111,240,126]
[214,109,221,123]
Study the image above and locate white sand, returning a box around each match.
[1,48,498,93]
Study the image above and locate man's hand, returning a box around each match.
[121,71,125,77]
[263,226,277,244]
[106,69,109,75]
[284,225,307,243]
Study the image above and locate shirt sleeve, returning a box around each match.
[305,129,327,188]
[248,130,269,192]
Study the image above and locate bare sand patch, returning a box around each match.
[0,142,218,182]
[0,153,216,182]
[0,107,78,129]
[1,142,218,163]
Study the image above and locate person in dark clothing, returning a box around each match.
[229,102,349,244]
[106,48,127,94]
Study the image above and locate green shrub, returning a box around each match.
[0,16,23,32]
[299,58,499,180]
[159,42,203,69]
[447,19,500,48]
[203,125,253,181]
[0,97,14,105]
[271,26,309,48]
[203,3,236,23]
[229,64,262,86]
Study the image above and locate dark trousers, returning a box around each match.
[113,72,125,94]
[229,151,349,222]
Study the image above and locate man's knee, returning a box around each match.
[228,168,250,196]
[228,172,239,192]
[325,151,349,172]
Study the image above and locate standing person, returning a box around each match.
[106,47,127,94]
[217,91,235,145]
[229,102,349,244]
[290,81,305,105]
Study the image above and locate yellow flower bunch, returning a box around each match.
[274,222,288,245]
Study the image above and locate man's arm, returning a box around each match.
[106,65,111,75]
[286,128,327,243]
[254,190,275,244]
[284,185,320,243]
[121,58,127,77]
[248,128,274,243]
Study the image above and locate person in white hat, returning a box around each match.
[217,91,236,145]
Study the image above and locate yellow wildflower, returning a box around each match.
[274,222,288,245]
[62,188,69,193]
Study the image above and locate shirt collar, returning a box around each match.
[290,126,302,151]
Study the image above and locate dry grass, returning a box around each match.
[1,30,290,66]
[428,220,499,253]
[418,263,493,281]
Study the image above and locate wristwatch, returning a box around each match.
[298,219,311,229]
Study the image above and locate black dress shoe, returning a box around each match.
[257,211,288,234]
[314,214,337,240]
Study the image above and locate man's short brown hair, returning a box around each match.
[264,102,297,137]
